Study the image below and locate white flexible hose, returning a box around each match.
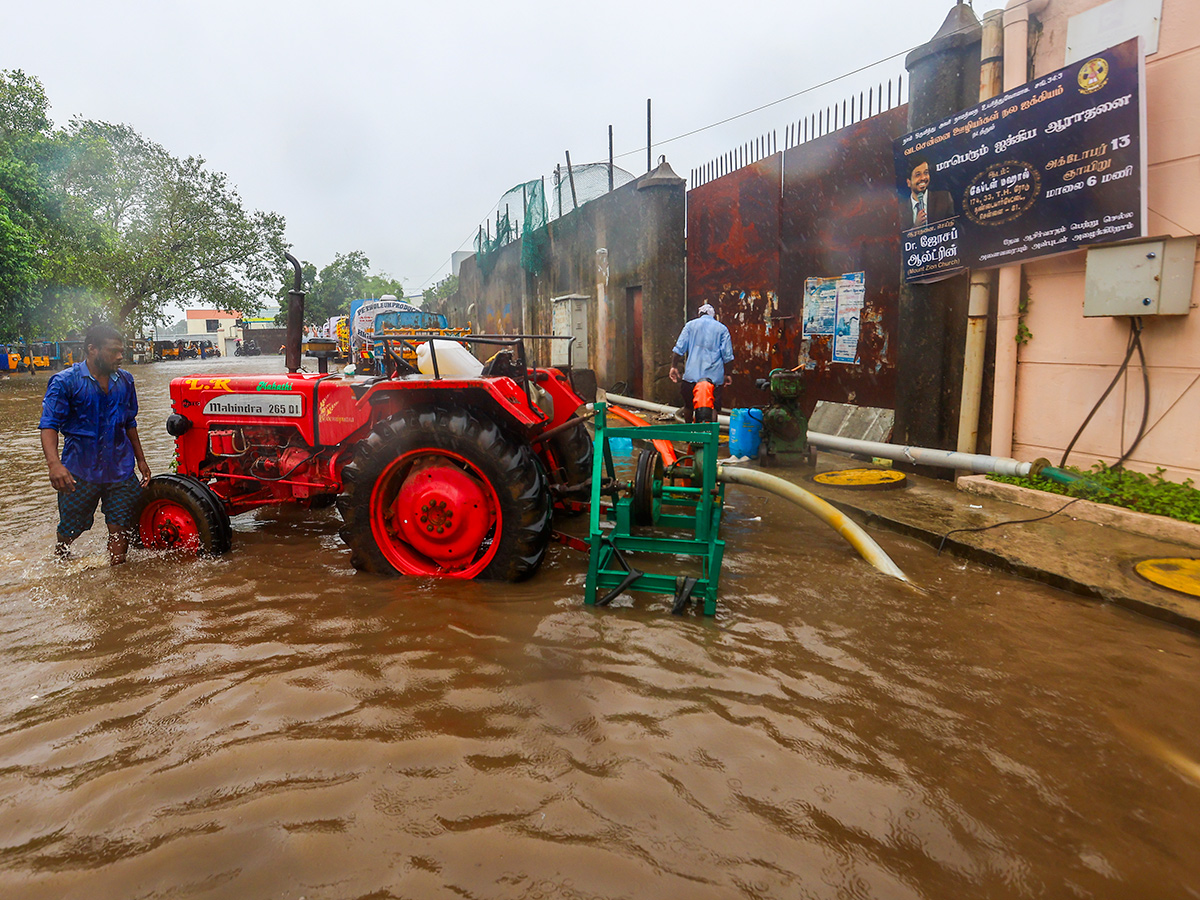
[717,465,908,582]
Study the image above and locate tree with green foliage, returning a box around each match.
[305,250,370,326]
[0,69,50,136]
[0,69,61,336]
[422,274,458,317]
[358,271,406,300]
[0,68,287,339]
[0,74,123,338]
[275,251,409,326]
[51,120,286,332]
[0,201,38,333]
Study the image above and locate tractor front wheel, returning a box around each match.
[137,474,232,555]
[337,406,551,580]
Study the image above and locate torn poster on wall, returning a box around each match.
[802,277,838,336]
[833,272,866,364]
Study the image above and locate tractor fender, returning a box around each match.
[360,378,546,440]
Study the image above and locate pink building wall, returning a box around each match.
[1011,0,1200,481]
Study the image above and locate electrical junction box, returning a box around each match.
[551,293,589,366]
[1083,234,1197,316]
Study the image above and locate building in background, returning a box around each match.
[687,0,1197,482]
[442,0,1196,483]
[186,309,240,356]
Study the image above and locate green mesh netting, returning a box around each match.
[474,208,513,281]
[474,179,550,279]
[520,179,548,276]
[474,166,633,280]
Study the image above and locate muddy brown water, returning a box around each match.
[1,355,1198,899]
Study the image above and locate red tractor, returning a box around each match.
[136,255,593,581]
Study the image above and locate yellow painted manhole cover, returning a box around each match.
[812,468,907,489]
[1134,558,1200,598]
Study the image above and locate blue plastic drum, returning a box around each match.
[728,408,763,458]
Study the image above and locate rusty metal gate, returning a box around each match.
[687,105,908,415]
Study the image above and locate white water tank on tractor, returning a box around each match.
[416,340,483,377]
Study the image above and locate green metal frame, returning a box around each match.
[584,403,726,615]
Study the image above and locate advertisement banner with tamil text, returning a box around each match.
[894,37,1146,282]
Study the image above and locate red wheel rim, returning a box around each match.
[139,499,202,552]
[369,449,500,577]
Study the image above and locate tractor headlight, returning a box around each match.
[166,413,193,437]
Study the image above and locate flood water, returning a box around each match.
[1,355,1198,899]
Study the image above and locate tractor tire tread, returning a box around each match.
[337,405,551,580]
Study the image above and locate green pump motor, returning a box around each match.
[756,368,810,465]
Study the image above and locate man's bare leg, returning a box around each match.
[107,525,129,565]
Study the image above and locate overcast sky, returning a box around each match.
[3,0,968,295]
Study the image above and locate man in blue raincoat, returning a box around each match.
[669,303,734,423]
[39,323,152,565]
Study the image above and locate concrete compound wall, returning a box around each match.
[1012,0,1200,481]
[445,162,686,404]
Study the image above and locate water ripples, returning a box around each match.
[0,360,1198,897]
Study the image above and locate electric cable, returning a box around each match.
[936,497,1084,555]
[417,255,455,291]
[610,0,1048,162]
[1060,317,1148,470]
[1136,370,1200,443]
[938,319,1152,553]
[1147,206,1197,235]
[1120,320,1151,466]
[610,53,909,162]
[1059,318,1139,467]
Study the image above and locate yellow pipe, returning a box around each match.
[717,465,908,582]
[958,11,1003,459]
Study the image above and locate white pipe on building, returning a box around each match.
[959,272,993,456]
[806,432,1033,477]
[605,392,1035,477]
[992,265,1024,458]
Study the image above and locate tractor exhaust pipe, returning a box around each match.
[284,252,304,374]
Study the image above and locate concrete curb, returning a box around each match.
[956,475,1200,551]
[813,493,1104,588]
[819,495,1200,634]
[794,454,1200,634]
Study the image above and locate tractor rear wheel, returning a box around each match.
[137,474,232,555]
[542,415,594,516]
[337,406,551,580]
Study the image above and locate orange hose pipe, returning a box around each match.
[607,404,679,465]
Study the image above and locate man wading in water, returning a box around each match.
[39,323,152,564]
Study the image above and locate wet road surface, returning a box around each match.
[1,356,1198,898]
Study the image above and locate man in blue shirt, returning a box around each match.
[40,323,152,564]
[669,303,734,423]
